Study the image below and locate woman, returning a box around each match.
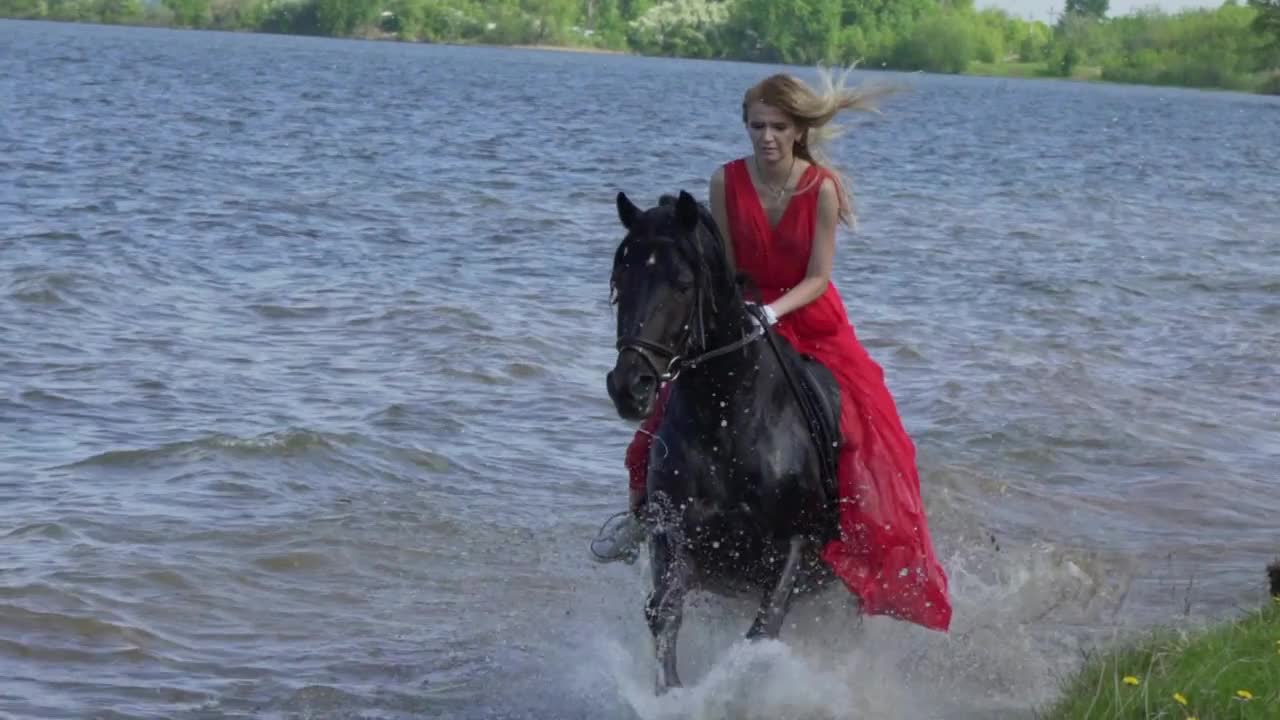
[595,71,952,633]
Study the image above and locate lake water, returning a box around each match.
[2,18,1278,720]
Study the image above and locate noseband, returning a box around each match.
[616,300,765,384]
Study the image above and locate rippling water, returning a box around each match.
[2,18,1279,720]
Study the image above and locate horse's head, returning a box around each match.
[606,190,734,421]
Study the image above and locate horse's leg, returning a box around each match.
[746,535,805,640]
[645,530,688,693]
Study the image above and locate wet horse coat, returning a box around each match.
[605,190,843,691]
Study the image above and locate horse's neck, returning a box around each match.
[702,300,754,358]
[678,272,763,407]
[681,306,765,411]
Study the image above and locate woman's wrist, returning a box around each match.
[761,304,779,326]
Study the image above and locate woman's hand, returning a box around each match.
[745,302,779,330]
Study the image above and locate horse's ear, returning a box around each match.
[675,190,699,232]
[617,191,641,230]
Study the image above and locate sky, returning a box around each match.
[977,0,1221,22]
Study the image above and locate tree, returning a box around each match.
[162,0,209,26]
[313,0,378,35]
[93,0,143,22]
[1250,0,1280,75]
[1250,0,1280,44]
[1063,0,1107,19]
[1,0,45,18]
[892,13,975,73]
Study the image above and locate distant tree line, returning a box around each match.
[4,0,1278,93]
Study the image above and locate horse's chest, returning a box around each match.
[731,416,802,478]
[661,401,795,481]
[688,428,779,479]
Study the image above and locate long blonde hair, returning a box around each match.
[741,66,894,228]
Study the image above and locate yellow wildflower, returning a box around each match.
[1235,689,1253,701]
[1172,692,1188,706]
[1122,675,1140,686]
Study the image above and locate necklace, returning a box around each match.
[754,155,795,200]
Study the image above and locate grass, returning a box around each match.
[1258,69,1280,95]
[1039,564,1280,720]
[967,61,1051,78]
[965,61,1104,82]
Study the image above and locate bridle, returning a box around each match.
[614,253,765,384]
[615,312,764,384]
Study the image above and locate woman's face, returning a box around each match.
[745,102,801,165]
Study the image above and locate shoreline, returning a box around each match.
[5,17,1274,95]
[4,17,1275,95]
[1039,562,1280,719]
[506,43,629,56]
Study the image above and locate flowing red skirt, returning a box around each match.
[625,285,952,633]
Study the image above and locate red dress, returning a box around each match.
[625,158,952,632]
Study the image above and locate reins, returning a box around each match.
[748,305,839,510]
[615,321,764,385]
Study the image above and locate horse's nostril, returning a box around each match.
[631,375,656,396]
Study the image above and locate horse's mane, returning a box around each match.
[653,193,748,305]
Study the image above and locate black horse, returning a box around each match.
[605,189,846,692]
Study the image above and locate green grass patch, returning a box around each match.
[964,61,1104,82]
[1039,596,1280,720]
[967,61,1050,78]
[1071,65,1104,81]
[1255,70,1280,95]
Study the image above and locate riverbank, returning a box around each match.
[1039,563,1280,720]
[414,38,1278,95]
[507,43,628,55]
[964,57,1279,94]
[4,10,1277,96]
[967,60,1102,81]
[502,46,1279,94]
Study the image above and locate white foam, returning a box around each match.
[558,534,1139,719]
[603,635,918,720]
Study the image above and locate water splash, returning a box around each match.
[549,529,1142,720]
[600,635,926,720]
